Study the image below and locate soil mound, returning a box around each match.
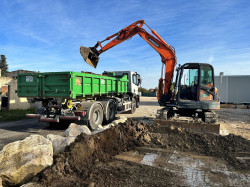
[37,120,149,186]
[150,123,250,169]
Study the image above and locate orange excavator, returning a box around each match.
[80,20,220,133]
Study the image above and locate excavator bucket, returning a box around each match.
[80,46,100,68]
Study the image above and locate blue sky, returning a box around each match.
[0,0,249,89]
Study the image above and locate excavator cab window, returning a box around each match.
[200,65,213,87]
[179,64,199,101]
[200,65,214,100]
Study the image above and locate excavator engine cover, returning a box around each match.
[80,46,100,68]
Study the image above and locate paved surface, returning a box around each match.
[0,119,64,150]
[117,96,163,119]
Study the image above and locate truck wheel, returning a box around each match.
[105,100,117,123]
[136,100,139,108]
[130,98,136,114]
[89,103,103,130]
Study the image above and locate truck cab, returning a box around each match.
[103,71,141,106]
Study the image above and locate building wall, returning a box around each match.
[215,75,250,103]
[6,70,36,77]
[8,79,31,110]
[0,77,31,110]
[0,77,12,89]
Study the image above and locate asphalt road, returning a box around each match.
[0,119,64,150]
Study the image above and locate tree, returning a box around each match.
[0,55,8,77]
[138,87,150,93]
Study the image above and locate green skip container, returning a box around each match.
[17,71,128,99]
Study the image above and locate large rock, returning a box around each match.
[0,135,53,186]
[112,116,127,126]
[0,177,2,187]
[63,123,91,137]
[47,134,76,154]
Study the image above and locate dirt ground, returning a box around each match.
[32,119,249,187]
[217,108,250,139]
[119,97,250,140]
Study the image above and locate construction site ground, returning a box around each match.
[118,96,250,140]
[0,97,249,186]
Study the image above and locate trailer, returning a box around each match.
[17,71,141,129]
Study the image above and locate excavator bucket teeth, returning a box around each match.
[80,46,100,68]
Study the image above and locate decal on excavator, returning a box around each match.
[148,37,160,48]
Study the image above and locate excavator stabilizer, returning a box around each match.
[80,46,100,68]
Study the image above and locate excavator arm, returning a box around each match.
[80,20,177,102]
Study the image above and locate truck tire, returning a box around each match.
[130,98,136,114]
[105,99,117,123]
[89,103,103,130]
[136,100,139,108]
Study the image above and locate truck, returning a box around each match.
[17,70,141,129]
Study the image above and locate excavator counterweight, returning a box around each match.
[80,46,100,68]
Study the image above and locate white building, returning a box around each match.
[214,73,250,104]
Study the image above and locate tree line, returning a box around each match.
[0,55,8,77]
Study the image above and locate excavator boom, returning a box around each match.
[80,20,177,101]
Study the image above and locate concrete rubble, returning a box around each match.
[47,116,128,154]
[63,123,92,137]
[20,182,41,187]
[93,116,128,134]
[0,135,53,186]
[46,134,76,154]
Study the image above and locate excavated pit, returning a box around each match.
[34,119,249,187]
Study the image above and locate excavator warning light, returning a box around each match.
[80,46,100,68]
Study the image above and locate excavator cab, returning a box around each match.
[156,62,220,126]
[173,63,219,110]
